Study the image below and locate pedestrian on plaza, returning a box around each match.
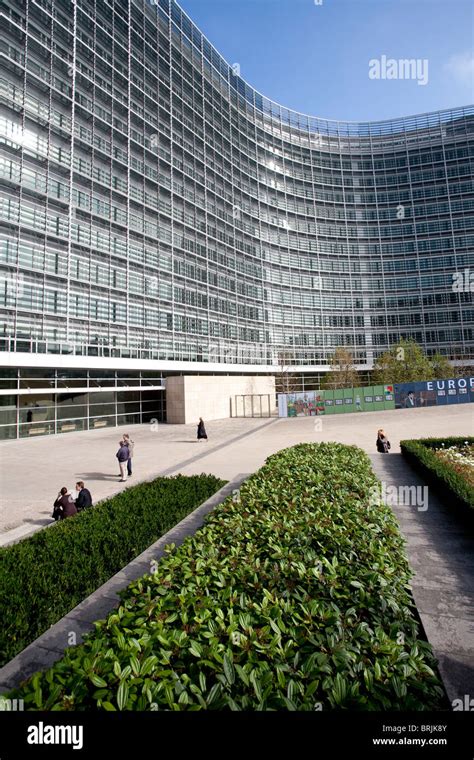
[197,417,208,442]
[376,428,391,453]
[116,439,129,481]
[75,481,93,511]
[123,433,135,477]
[52,486,77,521]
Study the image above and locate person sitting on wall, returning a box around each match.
[52,487,78,521]
[75,481,92,511]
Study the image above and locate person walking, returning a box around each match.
[116,439,129,481]
[75,481,92,511]
[52,486,77,521]
[376,428,391,453]
[123,433,135,477]
[197,417,208,442]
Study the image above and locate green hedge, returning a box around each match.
[400,437,474,513]
[0,474,225,666]
[10,443,445,711]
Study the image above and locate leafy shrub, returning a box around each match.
[0,474,225,666]
[10,443,445,711]
[400,437,474,513]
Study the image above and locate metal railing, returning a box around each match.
[230,394,276,418]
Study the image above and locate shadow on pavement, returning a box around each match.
[76,472,122,481]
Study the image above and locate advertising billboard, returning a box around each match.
[394,377,474,409]
[278,384,395,417]
[278,377,474,418]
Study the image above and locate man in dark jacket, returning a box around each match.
[52,487,77,520]
[116,440,129,481]
[75,481,92,510]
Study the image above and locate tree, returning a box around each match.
[371,339,454,384]
[275,350,299,394]
[323,347,360,389]
[430,352,455,379]
[442,347,471,378]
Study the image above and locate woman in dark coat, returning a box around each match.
[52,487,78,520]
[197,417,208,442]
[376,429,391,453]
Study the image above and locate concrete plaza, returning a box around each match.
[0,403,472,545]
[0,403,473,699]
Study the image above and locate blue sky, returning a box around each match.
[178,0,474,121]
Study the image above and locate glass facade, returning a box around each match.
[0,369,165,439]
[0,0,473,374]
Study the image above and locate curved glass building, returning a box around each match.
[0,0,473,436]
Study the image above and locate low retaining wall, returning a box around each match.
[0,475,249,693]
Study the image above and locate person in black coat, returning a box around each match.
[75,481,92,510]
[197,417,208,442]
[376,428,391,453]
[52,487,77,520]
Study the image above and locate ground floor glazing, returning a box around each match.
[0,368,166,439]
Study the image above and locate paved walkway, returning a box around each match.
[0,405,472,545]
[369,453,474,702]
[0,403,473,701]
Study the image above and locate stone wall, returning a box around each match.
[165,375,276,424]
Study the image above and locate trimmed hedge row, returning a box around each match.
[10,443,445,711]
[400,437,474,513]
[0,474,225,667]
